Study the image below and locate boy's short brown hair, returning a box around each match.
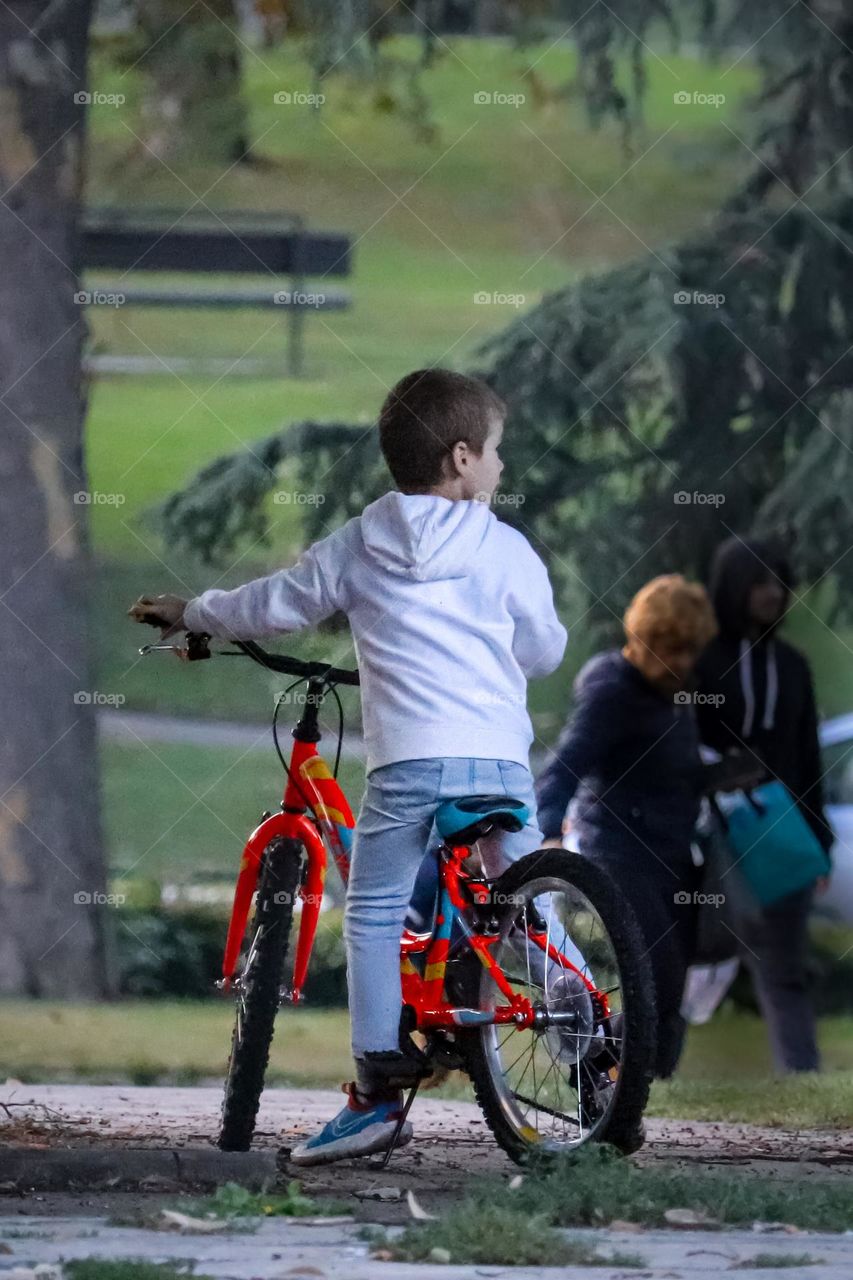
[378,368,506,492]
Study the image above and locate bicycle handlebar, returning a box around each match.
[228,638,360,686]
[138,631,360,687]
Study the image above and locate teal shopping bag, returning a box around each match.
[717,781,830,906]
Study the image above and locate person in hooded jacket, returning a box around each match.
[694,536,832,1074]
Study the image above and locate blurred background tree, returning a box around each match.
[160,0,853,628]
[101,0,252,164]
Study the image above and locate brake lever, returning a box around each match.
[139,632,211,661]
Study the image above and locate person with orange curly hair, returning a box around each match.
[535,574,756,1077]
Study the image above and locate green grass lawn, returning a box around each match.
[0,1000,350,1086]
[2,997,852,1128]
[102,739,365,883]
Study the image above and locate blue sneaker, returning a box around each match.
[289,1083,413,1166]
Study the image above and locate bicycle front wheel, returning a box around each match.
[459,848,656,1163]
[219,837,302,1151]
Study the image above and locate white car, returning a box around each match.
[818,714,853,924]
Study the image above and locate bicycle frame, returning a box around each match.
[224,730,607,1036]
[400,843,609,1032]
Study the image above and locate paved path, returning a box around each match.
[2,1214,853,1280]
[3,1084,853,1190]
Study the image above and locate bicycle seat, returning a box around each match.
[436,794,529,845]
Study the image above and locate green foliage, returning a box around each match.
[158,422,379,566]
[198,1178,350,1219]
[376,1145,853,1263]
[109,0,249,164]
[510,1144,853,1231]
[370,1202,643,1267]
[114,907,224,999]
[113,904,348,1004]
[731,1254,823,1269]
[65,1263,205,1280]
[477,198,853,610]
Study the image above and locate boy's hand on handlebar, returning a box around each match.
[128,594,189,640]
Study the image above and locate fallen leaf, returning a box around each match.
[609,1220,645,1233]
[160,1209,228,1233]
[356,1185,401,1202]
[508,1174,524,1190]
[406,1189,436,1221]
[295,1216,353,1226]
[664,1208,720,1228]
[428,1247,451,1264]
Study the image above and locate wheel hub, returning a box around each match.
[542,970,596,1062]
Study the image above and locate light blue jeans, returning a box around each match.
[344,757,544,1057]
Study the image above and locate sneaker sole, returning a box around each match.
[289,1120,413,1167]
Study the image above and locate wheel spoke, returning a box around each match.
[511,1091,579,1127]
[501,1031,536,1076]
[504,972,545,991]
[509,1036,538,1097]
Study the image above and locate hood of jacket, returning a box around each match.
[359,491,494,583]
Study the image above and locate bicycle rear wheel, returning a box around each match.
[459,848,656,1164]
[219,837,302,1151]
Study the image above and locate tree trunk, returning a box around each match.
[135,0,250,164]
[0,0,111,997]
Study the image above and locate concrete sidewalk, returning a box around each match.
[1,1214,853,1280]
[3,1083,852,1181]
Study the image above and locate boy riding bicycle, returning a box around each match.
[131,368,567,1164]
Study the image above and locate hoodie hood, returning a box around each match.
[360,491,494,582]
[709,536,794,640]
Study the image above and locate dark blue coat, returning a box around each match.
[535,650,704,867]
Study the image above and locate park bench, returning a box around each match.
[81,207,352,377]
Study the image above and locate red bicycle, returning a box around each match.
[140,632,656,1162]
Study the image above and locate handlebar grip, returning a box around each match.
[185,632,212,661]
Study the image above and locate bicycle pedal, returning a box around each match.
[361,1048,433,1087]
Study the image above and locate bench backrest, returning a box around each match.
[82,207,351,277]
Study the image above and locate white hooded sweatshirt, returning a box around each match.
[184,492,567,774]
